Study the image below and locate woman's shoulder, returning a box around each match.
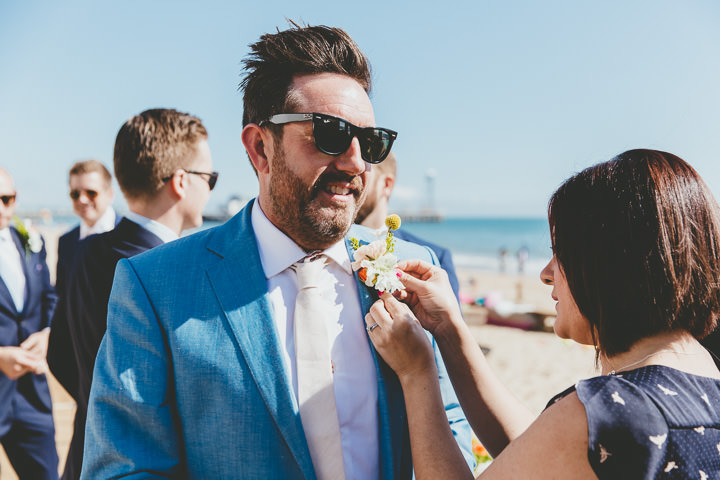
[570,366,720,478]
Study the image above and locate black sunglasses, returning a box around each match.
[70,189,98,201]
[1,194,16,206]
[162,170,219,190]
[261,112,397,164]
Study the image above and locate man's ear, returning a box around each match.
[167,170,187,199]
[382,174,395,200]
[242,124,273,174]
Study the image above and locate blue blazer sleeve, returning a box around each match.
[82,259,182,479]
[421,246,474,471]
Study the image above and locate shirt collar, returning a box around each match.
[250,199,352,278]
[123,211,178,244]
[0,227,12,243]
[79,207,117,239]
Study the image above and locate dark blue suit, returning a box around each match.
[50,217,121,402]
[47,218,163,480]
[0,227,58,479]
[393,229,460,300]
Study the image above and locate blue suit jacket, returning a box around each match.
[393,229,460,301]
[0,227,56,433]
[82,202,471,479]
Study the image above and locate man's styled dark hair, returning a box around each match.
[549,149,720,356]
[114,108,208,200]
[240,22,372,128]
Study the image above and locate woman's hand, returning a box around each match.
[365,293,437,382]
[394,259,463,335]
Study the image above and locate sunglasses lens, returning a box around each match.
[70,189,98,200]
[359,129,393,164]
[313,116,352,155]
[1,195,15,206]
[208,173,218,190]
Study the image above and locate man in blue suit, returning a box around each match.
[50,109,215,480]
[83,24,471,479]
[0,167,58,479]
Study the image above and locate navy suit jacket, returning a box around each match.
[393,229,460,301]
[52,216,122,398]
[82,202,472,479]
[0,227,56,433]
[47,218,163,480]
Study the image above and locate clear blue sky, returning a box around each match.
[2,0,719,218]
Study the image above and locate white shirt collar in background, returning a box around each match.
[79,207,117,240]
[124,211,177,244]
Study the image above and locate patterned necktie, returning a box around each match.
[292,255,346,480]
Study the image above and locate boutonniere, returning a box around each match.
[349,214,405,294]
[12,216,42,256]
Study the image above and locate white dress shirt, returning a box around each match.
[79,207,117,240]
[251,199,379,480]
[0,227,26,312]
[124,211,178,244]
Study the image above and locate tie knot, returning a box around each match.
[292,254,327,288]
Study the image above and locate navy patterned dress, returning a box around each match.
[547,365,720,479]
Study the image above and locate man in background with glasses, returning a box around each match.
[0,167,59,479]
[83,24,471,480]
[56,161,118,292]
[48,108,215,480]
[49,161,120,415]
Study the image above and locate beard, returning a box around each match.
[268,146,365,250]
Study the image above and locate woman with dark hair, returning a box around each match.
[366,149,720,479]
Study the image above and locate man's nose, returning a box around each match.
[333,137,366,175]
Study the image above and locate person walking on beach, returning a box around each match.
[366,149,720,479]
[355,152,461,300]
[48,160,119,406]
[0,167,59,479]
[48,108,215,480]
[82,23,472,479]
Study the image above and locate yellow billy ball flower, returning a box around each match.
[385,214,401,231]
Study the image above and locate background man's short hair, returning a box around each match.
[240,22,372,128]
[113,108,208,200]
[69,159,112,187]
[549,149,720,356]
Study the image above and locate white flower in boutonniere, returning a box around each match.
[349,214,405,294]
[12,216,42,255]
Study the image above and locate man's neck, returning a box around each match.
[359,207,389,230]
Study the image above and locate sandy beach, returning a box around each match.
[1,225,599,478]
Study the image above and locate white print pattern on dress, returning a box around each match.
[701,393,711,407]
[598,444,612,463]
[664,462,678,473]
[611,391,625,405]
[649,434,667,449]
[657,384,678,396]
[700,470,708,480]
[694,426,705,435]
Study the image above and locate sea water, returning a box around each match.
[400,218,552,277]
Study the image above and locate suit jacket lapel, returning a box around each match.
[345,229,407,480]
[205,204,315,479]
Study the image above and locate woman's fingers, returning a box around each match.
[396,259,435,280]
